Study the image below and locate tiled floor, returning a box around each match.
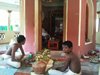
[0,44,100,75]
[15,66,32,75]
[81,61,99,75]
[81,44,100,75]
[16,61,99,75]
[0,43,9,51]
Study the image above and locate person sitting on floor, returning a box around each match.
[1,35,26,68]
[48,40,81,75]
[42,28,50,48]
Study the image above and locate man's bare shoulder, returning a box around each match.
[64,54,72,62]
[69,53,80,61]
[70,53,81,66]
[10,43,20,49]
[12,43,20,46]
[67,52,74,58]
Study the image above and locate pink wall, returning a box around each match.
[24,0,35,53]
[80,0,96,55]
[67,0,96,56]
[67,0,80,55]
[79,0,86,54]
[24,0,96,56]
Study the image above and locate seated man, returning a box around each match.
[48,41,81,75]
[1,35,26,68]
[42,28,50,48]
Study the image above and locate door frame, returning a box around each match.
[37,0,68,50]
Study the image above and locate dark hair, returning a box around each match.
[17,35,26,43]
[62,40,73,48]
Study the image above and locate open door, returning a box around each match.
[39,0,67,50]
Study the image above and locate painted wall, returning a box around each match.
[67,0,96,56]
[0,31,15,44]
[96,32,100,44]
[96,14,100,44]
[24,0,35,53]
[24,0,96,56]
[80,0,96,55]
[97,1,100,12]
[67,0,79,55]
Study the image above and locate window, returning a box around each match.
[96,14,100,32]
[0,0,20,32]
[0,10,20,32]
[0,9,8,31]
[85,0,94,43]
[10,11,20,32]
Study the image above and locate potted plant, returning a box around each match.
[32,49,53,74]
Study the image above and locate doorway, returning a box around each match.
[39,0,67,50]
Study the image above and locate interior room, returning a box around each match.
[41,0,64,50]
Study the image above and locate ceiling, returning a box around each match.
[42,0,64,7]
[0,0,19,11]
[97,0,100,2]
[0,0,19,5]
[0,0,99,12]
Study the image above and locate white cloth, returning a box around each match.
[48,69,64,75]
[48,69,81,75]
[0,53,21,68]
[0,54,11,60]
[42,28,49,36]
[64,69,81,75]
[7,58,21,68]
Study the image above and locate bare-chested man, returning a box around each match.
[48,41,81,75]
[5,35,25,68]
